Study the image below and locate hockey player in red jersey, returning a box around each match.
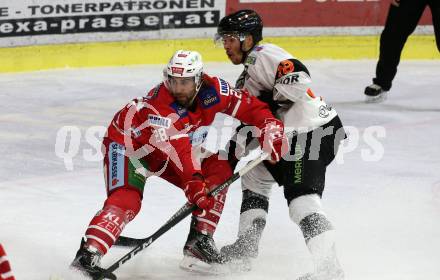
[70,50,288,279]
[215,10,346,280]
[0,244,15,280]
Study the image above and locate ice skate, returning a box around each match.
[313,244,345,280]
[364,83,388,103]
[70,239,116,280]
[221,218,265,261]
[296,244,345,280]
[179,228,227,274]
[219,218,265,272]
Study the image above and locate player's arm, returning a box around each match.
[137,103,215,210]
[218,80,288,162]
[111,97,199,179]
[142,107,202,180]
[273,58,316,102]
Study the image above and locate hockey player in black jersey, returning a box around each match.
[215,9,346,280]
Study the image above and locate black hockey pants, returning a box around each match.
[374,0,440,91]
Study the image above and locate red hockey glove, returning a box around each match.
[183,175,215,211]
[258,118,289,162]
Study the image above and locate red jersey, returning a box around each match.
[105,74,274,183]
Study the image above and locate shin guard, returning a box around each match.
[289,194,344,279]
[220,190,268,260]
[85,205,129,254]
[238,190,268,237]
[192,187,227,236]
[85,188,141,254]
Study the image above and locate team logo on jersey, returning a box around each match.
[108,142,125,191]
[277,59,295,79]
[170,102,188,118]
[199,87,220,108]
[245,55,256,65]
[148,114,171,128]
[276,73,300,85]
[318,105,332,118]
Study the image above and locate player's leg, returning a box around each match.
[220,162,274,262]
[180,155,233,271]
[218,123,272,264]
[71,140,147,278]
[287,117,345,280]
[0,244,15,280]
[366,0,427,102]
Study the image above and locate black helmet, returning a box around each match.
[217,9,263,43]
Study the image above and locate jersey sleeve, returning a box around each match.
[142,102,203,183]
[273,58,314,102]
[112,97,202,183]
[242,45,290,96]
[216,77,275,129]
[243,46,314,103]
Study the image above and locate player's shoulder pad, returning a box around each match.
[142,82,175,113]
[217,77,230,96]
[276,58,310,80]
[244,45,266,66]
[196,75,222,109]
[209,76,234,98]
[145,82,163,100]
[246,44,284,65]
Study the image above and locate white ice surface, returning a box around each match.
[1,60,440,280]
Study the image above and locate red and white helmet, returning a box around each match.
[165,50,204,91]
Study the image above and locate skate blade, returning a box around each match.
[179,255,224,275]
[365,91,388,103]
[179,255,254,275]
[179,256,250,275]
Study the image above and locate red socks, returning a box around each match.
[85,188,141,254]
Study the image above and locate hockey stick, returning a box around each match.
[112,235,140,247]
[95,152,269,280]
[113,130,296,248]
